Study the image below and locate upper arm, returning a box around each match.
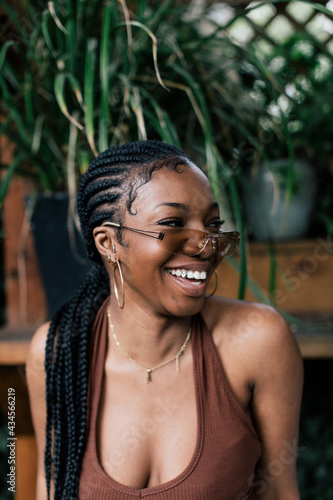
[26,322,50,500]
[248,306,304,499]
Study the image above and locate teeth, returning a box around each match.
[169,269,207,280]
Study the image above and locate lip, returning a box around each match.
[165,262,210,273]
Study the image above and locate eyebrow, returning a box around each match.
[155,202,190,211]
[154,201,220,212]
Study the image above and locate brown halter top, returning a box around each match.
[79,299,261,499]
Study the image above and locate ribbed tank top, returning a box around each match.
[79,299,261,499]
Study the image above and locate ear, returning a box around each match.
[93,226,117,262]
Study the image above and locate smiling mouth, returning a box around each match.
[167,269,207,281]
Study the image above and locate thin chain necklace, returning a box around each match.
[107,307,192,383]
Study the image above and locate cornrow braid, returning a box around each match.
[44,140,194,498]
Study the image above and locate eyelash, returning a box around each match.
[157,219,183,227]
[157,219,225,229]
[208,219,225,230]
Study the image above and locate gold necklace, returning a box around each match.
[107,307,192,383]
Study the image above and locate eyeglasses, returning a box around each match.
[101,221,240,257]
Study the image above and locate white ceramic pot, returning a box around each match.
[242,158,317,241]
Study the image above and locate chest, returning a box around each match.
[94,334,254,490]
[97,357,198,489]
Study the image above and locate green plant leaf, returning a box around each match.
[0,77,31,146]
[142,89,181,147]
[129,87,147,140]
[99,3,113,152]
[84,38,98,156]
[0,116,11,136]
[0,153,28,207]
[118,0,133,54]
[48,1,69,34]
[54,73,84,130]
[146,0,177,32]
[65,3,76,72]
[41,8,57,57]
[169,62,219,193]
[228,177,247,299]
[31,115,44,154]
[268,244,278,296]
[23,71,34,126]
[137,0,148,19]
[306,2,333,16]
[0,41,15,73]
[118,20,168,91]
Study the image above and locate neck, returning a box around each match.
[107,300,192,368]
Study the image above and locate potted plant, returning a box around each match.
[1,0,332,317]
[238,30,333,241]
[0,0,264,311]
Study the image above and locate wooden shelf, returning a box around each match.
[0,325,38,365]
[216,239,333,315]
[295,332,333,358]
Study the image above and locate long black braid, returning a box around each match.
[44,140,193,499]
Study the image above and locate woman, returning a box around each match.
[27,140,303,499]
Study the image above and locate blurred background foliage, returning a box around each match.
[1,0,333,301]
[0,0,333,498]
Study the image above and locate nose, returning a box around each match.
[183,235,218,259]
[198,237,219,259]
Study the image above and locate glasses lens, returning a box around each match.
[217,232,240,257]
[155,228,240,257]
[155,228,207,256]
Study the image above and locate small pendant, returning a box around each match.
[176,354,180,372]
[146,369,152,383]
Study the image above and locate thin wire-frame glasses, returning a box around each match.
[102,221,240,257]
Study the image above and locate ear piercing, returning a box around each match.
[107,245,117,263]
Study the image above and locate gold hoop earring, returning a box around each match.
[111,260,125,309]
[205,270,218,299]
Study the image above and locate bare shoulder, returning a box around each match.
[27,322,50,355]
[201,296,303,391]
[27,325,51,428]
[202,294,287,332]
[26,322,50,388]
[202,296,299,354]
[26,322,50,420]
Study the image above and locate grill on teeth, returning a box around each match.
[169,269,207,280]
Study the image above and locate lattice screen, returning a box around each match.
[207,1,333,50]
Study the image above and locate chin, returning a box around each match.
[166,295,206,318]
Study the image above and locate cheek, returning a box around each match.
[122,245,169,280]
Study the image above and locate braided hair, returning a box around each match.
[44,140,193,499]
